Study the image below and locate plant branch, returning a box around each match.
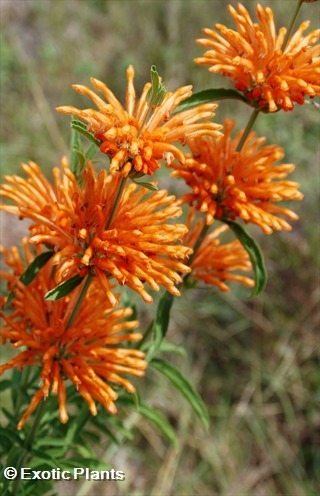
[282,1,304,50]
[105,177,127,229]
[236,108,260,152]
[65,273,93,329]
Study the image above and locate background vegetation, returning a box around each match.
[0,1,319,495]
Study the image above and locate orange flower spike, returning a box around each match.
[172,119,303,234]
[0,243,148,427]
[184,212,254,292]
[1,161,192,304]
[57,65,222,176]
[195,3,320,112]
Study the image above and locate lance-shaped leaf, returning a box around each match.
[119,395,177,448]
[70,120,101,148]
[176,88,247,113]
[146,291,174,360]
[70,118,99,186]
[19,251,54,286]
[70,116,83,173]
[151,358,209,430]
[132,180,159,191]
[224,220,267,296]
[45,275,84,301]
[6,251,54,306]
[137,403,178,448]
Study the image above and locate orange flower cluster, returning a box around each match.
[0,3,313,433]
[195,3,320,111]
[184,210,254,291]
[171,119,303,234]
[57,66,222,176]
[0,243,147,429]
[0,159,192,305]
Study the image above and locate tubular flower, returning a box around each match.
[184,210,254,291]
[0,243,147,429]
[56,65,222,176]
[171,119,303,234]
[195,3,320,112]
[0,159,192,304]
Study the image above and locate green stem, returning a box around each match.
[236,108,260,152]
[12,400,47,496]
[282,1,304,50]
[105,177,127,229]
[66,273,93,329]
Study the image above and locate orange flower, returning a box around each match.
[56,65,222,176]
[195,3,320,111]
[0,243,147,429]
[171,119,303,234]
[0,159,192,304]
[184,210,254,291]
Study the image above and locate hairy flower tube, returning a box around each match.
[0,159,192,304]
[184,210,254,291]
[171,119,303,234]
[56,65,222,176]
[195,3,320,111]
[0,242,147,429]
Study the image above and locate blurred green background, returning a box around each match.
[0,1,319,495]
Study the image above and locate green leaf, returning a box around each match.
[120,397,177,448]
[20,251,54,285]
[137,403,178,448]
[158,340,187,357]
[30,449,59,466]
[70,121,101,147]
[70,116,83,173]
[0,379,13,392]
[224,220,267,296]
[73,439,95,459]
[86,143,99,160]
[2,407,19,425]
[44,275,84,301]
[65,407,91,444]
[23,480,53,496]
[91,422,119,445]
[176,88,247,113]
[36,438,71,449]
[132,180,159,191]
[0,427,24,448]
[146,291,174,360]
[6,251,54,306]
[151,358,210,430]
[107,416,134,440]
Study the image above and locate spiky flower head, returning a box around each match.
[171,119,303,234]
[184,210,254,291]
[0,159,192,304]
[0,242,147,429]
[56,65,222,177]
[195,3,320,112]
